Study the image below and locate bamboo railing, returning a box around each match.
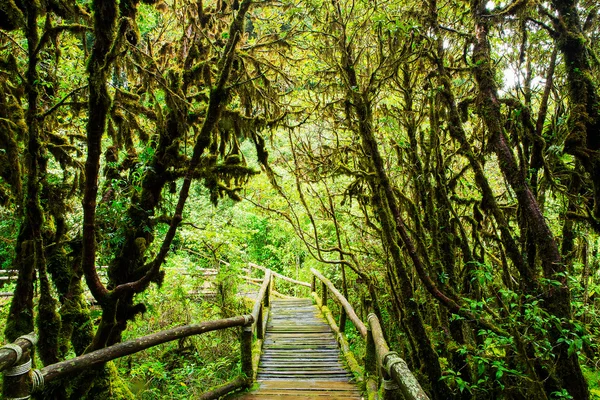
[0,269,273,400]
[311,268,429,400]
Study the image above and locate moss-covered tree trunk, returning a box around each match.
[469,1,589,397]
[5,4,61,359]
[550,0,600,223]
[79,0,257,364]
[105,77,187,346]
[329,11,452,393]
[356,103,453,399]
[82,0,119,352]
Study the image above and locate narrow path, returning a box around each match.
[239,298,361,399]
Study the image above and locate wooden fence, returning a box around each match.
[1,264,428,399]
[0,269,273,400]
[310,268,429,400]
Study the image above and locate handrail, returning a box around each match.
[0,332,37,372]
[239,267,272,386]
[251,270,271,323]
[249,263,311,288]
[0,316,256,398]
[41,315,252,384]
[1,266,275,400]
[0,269,18,275]
[368,314,428,400]
[310,268,430,400]
[311,268,367,338]
[242,276,263,283]
[1,333,39,400]
[241,277,294,299]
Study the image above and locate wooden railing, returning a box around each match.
[0,267,107,299]
[0,270,18,298]
[311,268,429,400]
[0,332,39,400]
[2,265,428,399]
[248,262,312,297]
[0,269,18,279]
[0,269,274,400]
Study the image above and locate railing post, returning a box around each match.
[311,275,316,292]
[2,333,40,400]
[339,309,347,333]
[382,370,401,400]
[265,275,271,308]
[365,323,376,377]
[364,324,381,400]
[3,350,32,400]
[322,281,327,306]
[257,304,264,340]
[241,325,253,380]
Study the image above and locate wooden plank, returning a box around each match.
[260,362,346,368]
[242,393,360,400]
[253,391,358,396]
[257,370,352,376]
[261,355,342,359]
[240,380,361,397]
[236,298,361,399]
[259,381,360,390]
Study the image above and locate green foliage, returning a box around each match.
[0,0,599,398]
[583,367,600,399]
[117,257,248,398]
[442,271,600,396]
[0,206,17,270]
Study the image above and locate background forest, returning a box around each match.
[1,0,600,398]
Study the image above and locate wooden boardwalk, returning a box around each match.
[239,298,361,399]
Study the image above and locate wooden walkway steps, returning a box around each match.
[238,298,361,399]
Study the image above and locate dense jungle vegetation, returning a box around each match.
[1,0,600,398]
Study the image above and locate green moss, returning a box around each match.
[4,308,33,342]
[71,300,94,355]
[37,273,62,365]
[0,0,25,31]
[47,248,70,299]
[4,240,35,341]
[83,363,135,400]
[183,61,207,85]
[0,89,25,201]
[134,237,147,257]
